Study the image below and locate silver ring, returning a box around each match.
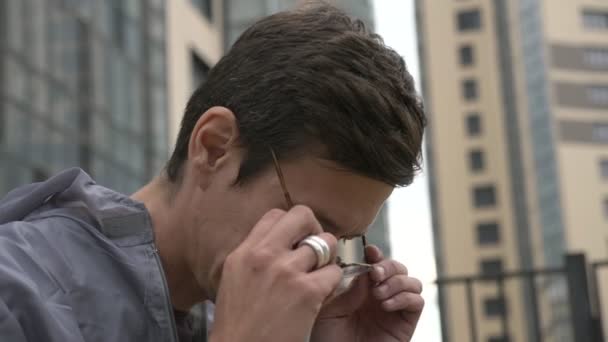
[297,235,331,269]
[307,235,330,266]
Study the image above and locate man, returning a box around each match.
[0,4,426,342]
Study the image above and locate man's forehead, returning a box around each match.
[282,155,393,235]
[312,204,377,238]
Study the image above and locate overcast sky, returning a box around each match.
[373,1,442,341]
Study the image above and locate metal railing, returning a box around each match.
[436,253,606,342]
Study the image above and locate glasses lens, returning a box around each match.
[342,263,373,277]
[333,236,373,296]
[337,236,368,264]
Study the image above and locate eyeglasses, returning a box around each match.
[269,148,373,291]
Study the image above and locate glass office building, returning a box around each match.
[0,0,169,195]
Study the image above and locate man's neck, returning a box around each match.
[132,178,208,311]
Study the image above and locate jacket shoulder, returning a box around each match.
[0,219,86,341]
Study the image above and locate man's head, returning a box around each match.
[162,3,425,298]
[166,3,425,188]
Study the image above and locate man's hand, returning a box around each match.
[210,206,343,342]
[310,245,424,342]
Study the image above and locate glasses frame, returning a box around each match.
[269,148,373,270]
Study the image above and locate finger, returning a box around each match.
[371,259,408,283]
[364,244,384,263]
[286,233,338,271]
[381,291,425,313]
[263,205,324,248]
[243,208,287,247]
[372,275,423,301]
[305,264,343,301]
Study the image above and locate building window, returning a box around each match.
[457,9,482,31]
[463,79,478,100]
[480,258,503,277]
[587,86,608,105]
[604,198,608,220]
[488,335,510,342]
[584,48,608,68]
[470,149,485,171]
[474,185,496,208]
[460,45,474,66]
[110,2,127,49]
[477,222,500,245]
[466,114,482,136]
[484,296,507,317]
[583,10,608,30]
[191,0,213,21]
[191,51,210,91]
[601,159,608,179]
[594,124,608,143]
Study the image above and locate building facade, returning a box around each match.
[0,0,169,195]
[417,0,608,341]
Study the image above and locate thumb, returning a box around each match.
[365,244,385,263]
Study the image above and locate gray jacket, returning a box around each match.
[0,168,178,341]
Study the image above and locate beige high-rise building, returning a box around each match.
[166,0,224,147]
[417,0,608,341]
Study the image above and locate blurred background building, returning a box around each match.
[0,0,226,196]
[417,0,608,341]
[0,0,170,195]
[167,0,223,144]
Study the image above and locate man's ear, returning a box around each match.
[188,106,239,189]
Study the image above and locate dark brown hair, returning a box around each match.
[166,3,426,187]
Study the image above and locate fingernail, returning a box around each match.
[383,298,395,309]
[376,284,388,294]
